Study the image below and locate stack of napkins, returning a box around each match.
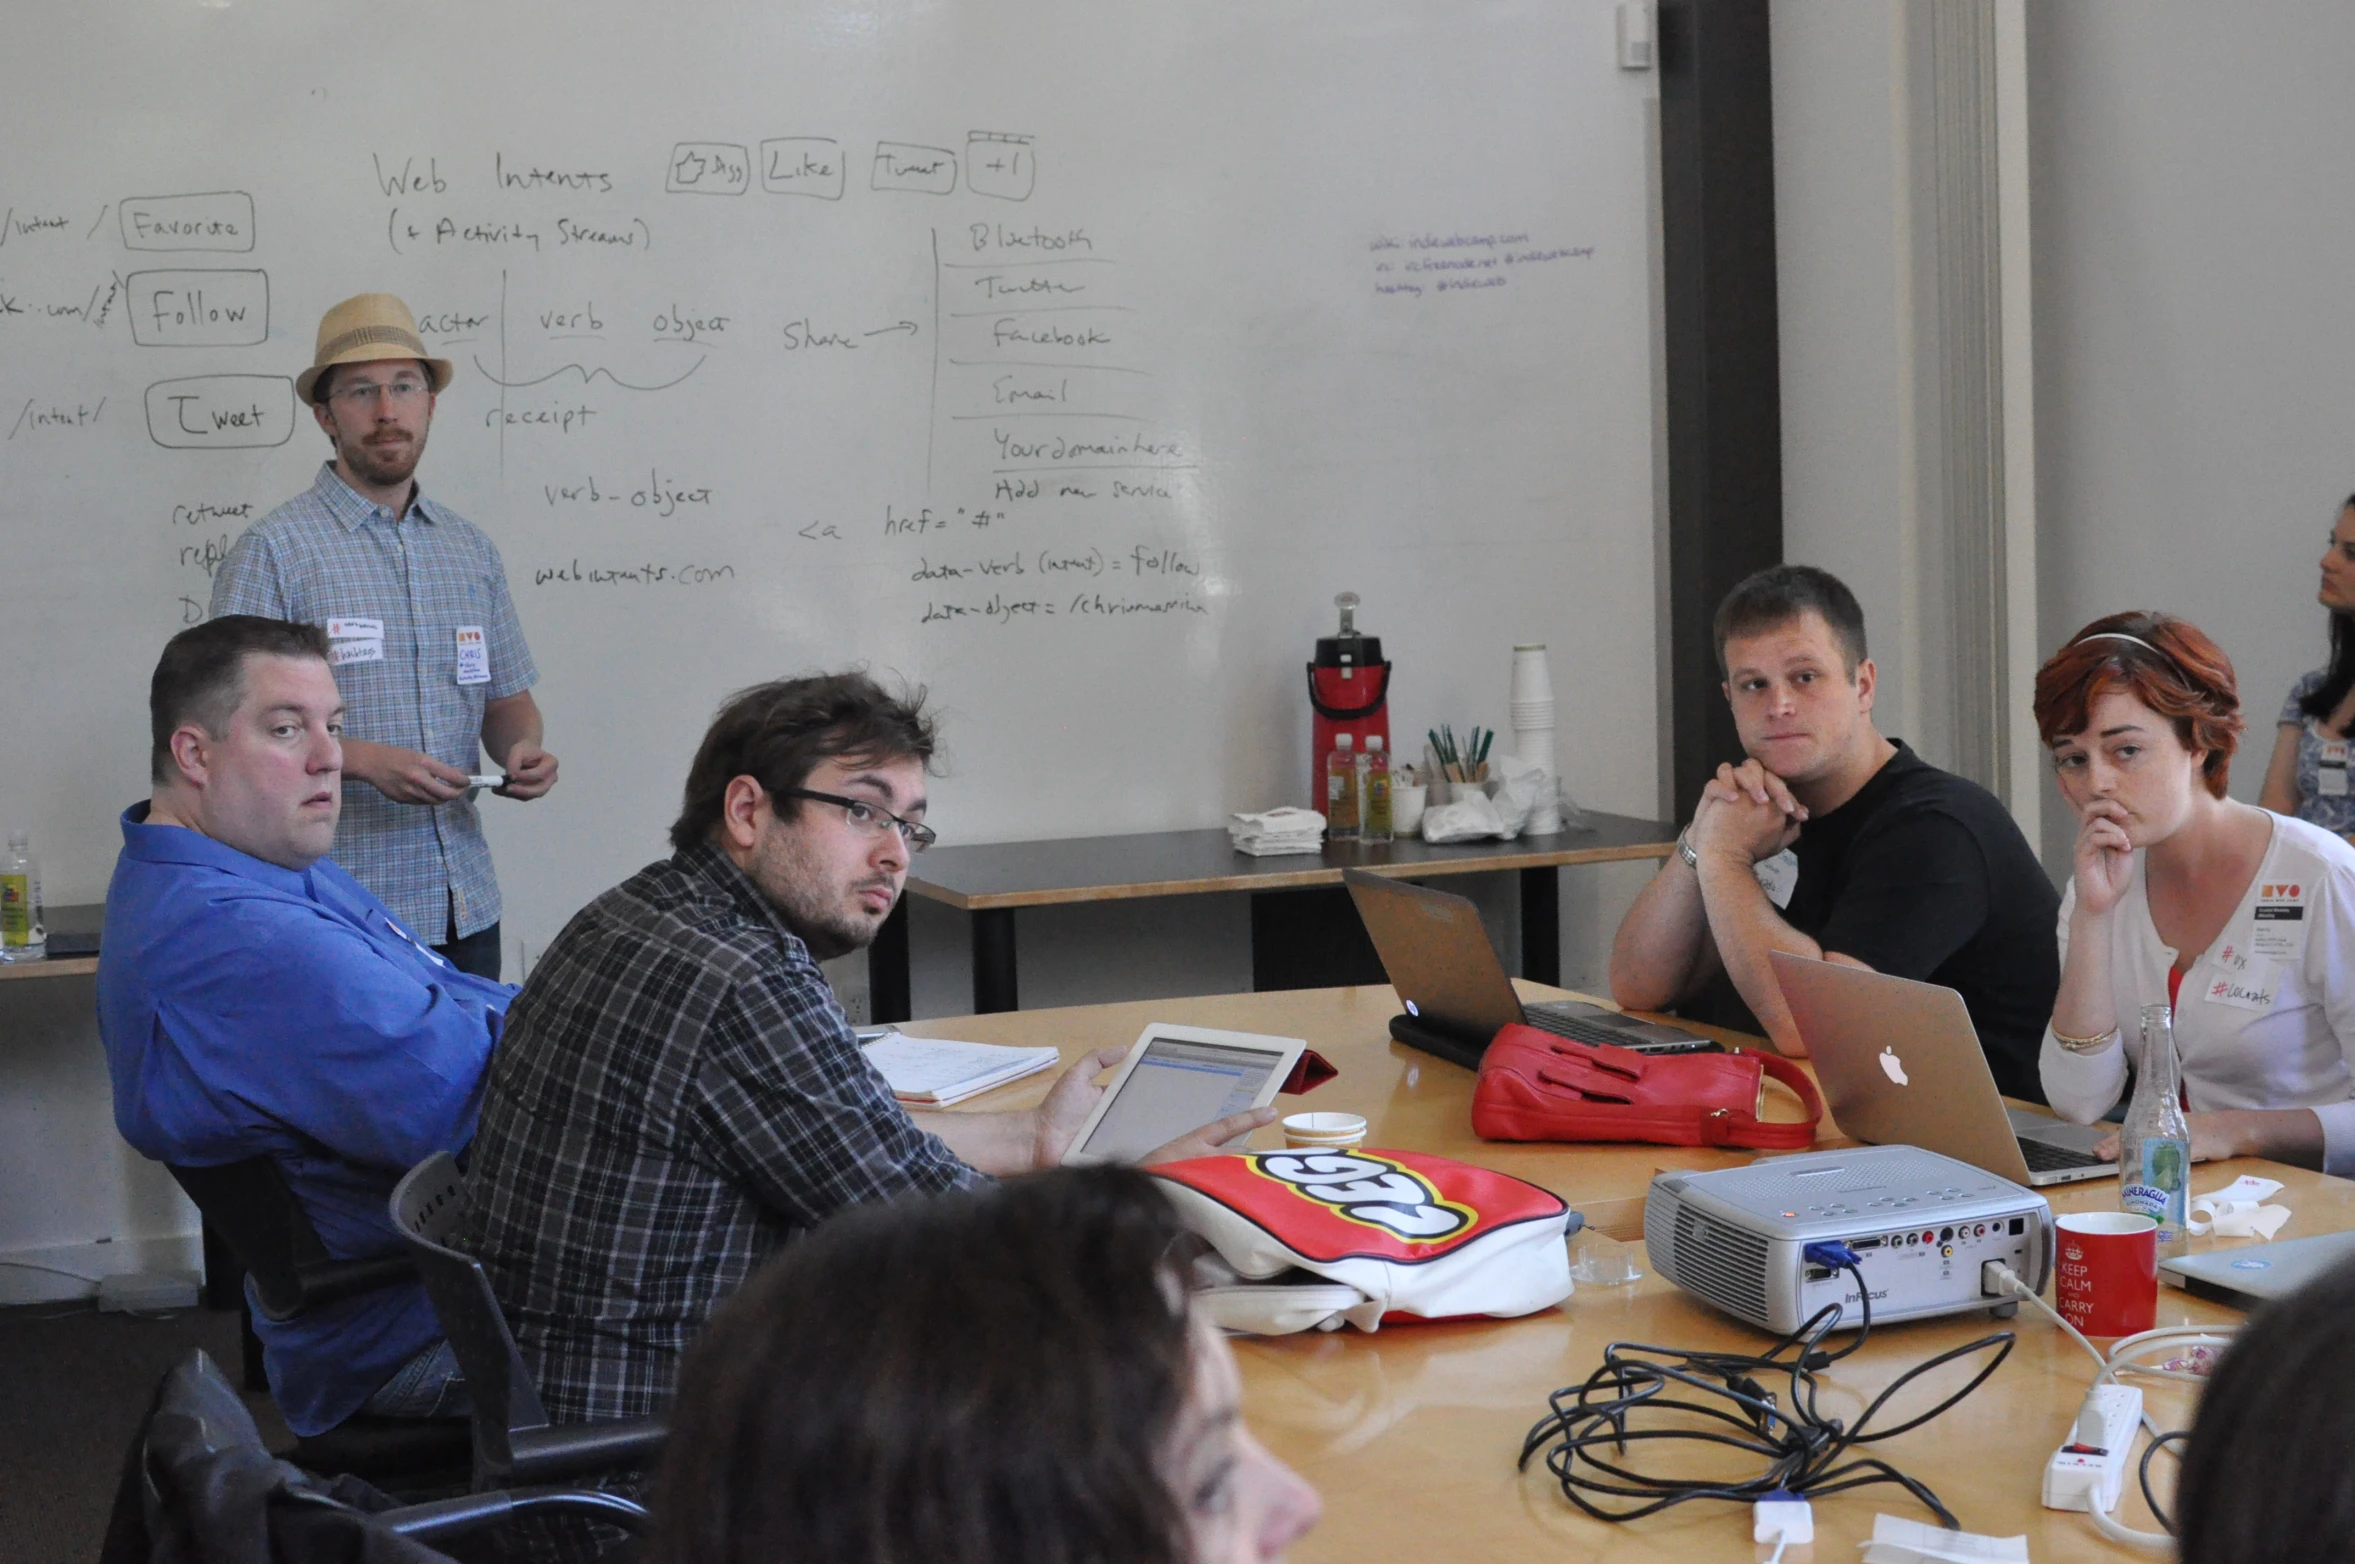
[1230,808,1327,857]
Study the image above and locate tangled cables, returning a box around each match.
[1518,1260,2015,1528]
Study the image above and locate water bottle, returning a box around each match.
[1359,735,1393,842]
[2119,1003,2191,1258]
[0,830,45,963]
[1325,733,1359,839]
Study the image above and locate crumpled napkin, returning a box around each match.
[2188,1174,2292,1240]
[1421,786,1507,843]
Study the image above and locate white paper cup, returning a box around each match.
[1392,784,1427,834]
[1282,1111,1368,1149]
[1510,644,1555,705]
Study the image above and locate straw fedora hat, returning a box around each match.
[296,293,455,404]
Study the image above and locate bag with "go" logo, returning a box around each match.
[1149,1148,1577,1336]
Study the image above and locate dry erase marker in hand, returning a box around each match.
[467,774,506,789]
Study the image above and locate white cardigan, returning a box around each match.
[2041,813,2355,1177]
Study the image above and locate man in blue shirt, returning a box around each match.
[98,615,512,1437]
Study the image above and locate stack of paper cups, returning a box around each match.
[1511,644,1563,833]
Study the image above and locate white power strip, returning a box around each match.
[2042,1383,2144,1513]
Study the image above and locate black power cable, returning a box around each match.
[2138,1428,2191,1536]
[1518,1260,2016,1529]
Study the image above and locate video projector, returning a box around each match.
[1645,1145,2053,1335]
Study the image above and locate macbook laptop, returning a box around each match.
[1343,869,1722,1070]
[2160,1229,2355,1308]
[1771,950,2114,1188]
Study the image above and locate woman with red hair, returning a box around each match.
[2037,612,2355,1172]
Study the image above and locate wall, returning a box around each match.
[1771,2,1924,748]
[2027,2,2355,867]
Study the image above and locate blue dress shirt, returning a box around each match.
[97,803,512,1435]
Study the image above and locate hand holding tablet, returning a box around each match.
[1061,1024,1307,1166]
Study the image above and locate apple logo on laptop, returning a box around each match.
[1878,1047,1910,1086]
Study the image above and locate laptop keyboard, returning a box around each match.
[1522,1009,1637,1047]
[2017,1137,2110,1172]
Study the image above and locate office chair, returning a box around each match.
[165,1157,472,1482]
[97,1348,647,1564]
[389,1152,667,1490]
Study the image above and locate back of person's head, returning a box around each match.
[2175,1252,2355,1561]
[1712,564,1868,676]
[670,670,936,851]
[149,617,331,785]
[2031,611,2243,799]
[650,1167,1202,1564]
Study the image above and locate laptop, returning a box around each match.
[1770,951,2115,1188]
[2160,1229,2355,1308]
[1342,869,1723,1070]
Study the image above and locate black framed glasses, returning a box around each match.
[781,788,937,851]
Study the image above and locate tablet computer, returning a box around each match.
[1061,1023,1306,1166]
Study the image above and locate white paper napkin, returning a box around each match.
[2188,1174,2291,1240]
[1859,1514,2029,1563]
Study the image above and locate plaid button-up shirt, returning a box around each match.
[455,843,981,1426]
[210,463,537,941]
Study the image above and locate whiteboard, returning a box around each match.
[0,0,1662,961]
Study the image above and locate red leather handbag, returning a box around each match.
[1470,1023,1822,1150]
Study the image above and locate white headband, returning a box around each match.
[2073,630,2163,657]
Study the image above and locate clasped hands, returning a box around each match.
[1688,757,1808,867]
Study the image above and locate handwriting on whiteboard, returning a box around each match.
[1367,230,1596,298]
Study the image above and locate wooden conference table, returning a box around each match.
[0,902,102,981]
[868,811,1677,1020]
[910,982,2331,1561]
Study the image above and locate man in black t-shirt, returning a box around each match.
[1608,565,2058,1101]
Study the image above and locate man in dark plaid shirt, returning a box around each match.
[456,672,1271,1429]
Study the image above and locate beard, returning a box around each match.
[743,823,896,961]
[337,424,427,489]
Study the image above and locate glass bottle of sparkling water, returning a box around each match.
[2119,1003,2191,1258]
[0,830,45,964]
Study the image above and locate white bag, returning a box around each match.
[1151,1147,1578,1335]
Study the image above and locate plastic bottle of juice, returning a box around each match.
[1325,734,1359,840]
[0,831,46,963]
[1359,735,1392,842]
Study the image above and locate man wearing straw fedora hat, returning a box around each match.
[211,293,556,979]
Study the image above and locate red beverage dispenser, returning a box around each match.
[1306,592,1392,807]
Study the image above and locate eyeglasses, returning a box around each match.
[329,376,431,407]
[782,788,937,851]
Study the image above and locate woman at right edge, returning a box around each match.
[2036,611,2355,1172]
[2257,492,2355,844]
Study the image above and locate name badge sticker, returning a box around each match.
[454,625,491,686]
[2251,882,2305,960]
[326,616,385,666]
[2204,964,2279,1014]
[1753,848,1799,910]
[2322,738,2349,797]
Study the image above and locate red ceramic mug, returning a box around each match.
[2054,1212,2158,1337]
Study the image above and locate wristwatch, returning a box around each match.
[1677,827,1698,870]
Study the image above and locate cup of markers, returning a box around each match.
[1424,723,1494,802]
